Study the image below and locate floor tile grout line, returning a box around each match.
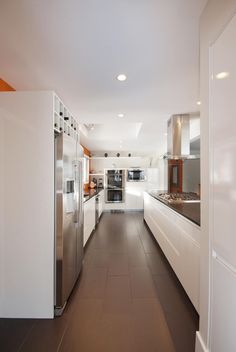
[1,213,198,352]
[133,214,179,350]
[17,320,37,352]
[132,213,176,303]
[56,317,72,352]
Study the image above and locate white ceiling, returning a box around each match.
[0,0,206,154]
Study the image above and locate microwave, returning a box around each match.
[127,169,145,182]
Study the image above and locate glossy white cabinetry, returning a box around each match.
[144,192,200,312]
[84,197,96,246]
[98,190,104,218]
[125,182,146,210]
[209,14,236,352]
[0,91,79,318]
[0,92,54,319]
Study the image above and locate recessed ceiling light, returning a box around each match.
[117,74,127,81]
[216,72,229,80]
[117,113,124,118]
[197,101,201,106]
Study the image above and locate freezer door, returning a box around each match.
[55,133,79,310]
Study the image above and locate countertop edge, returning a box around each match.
[146,191,201,227]
[83,188,104,203]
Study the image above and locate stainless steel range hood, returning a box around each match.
[164,114,200,160]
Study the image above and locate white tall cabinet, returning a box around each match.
[209,14,236,352]
[0,91,79,318]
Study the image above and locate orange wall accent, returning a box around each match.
[82,145,91,158]
[0,79,15,91]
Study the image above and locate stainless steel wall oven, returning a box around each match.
[105,188,125,203]
[105,169,125,203]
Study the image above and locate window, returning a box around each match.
[83,155,89,184]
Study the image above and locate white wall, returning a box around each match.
[197,2,236,351]
[150,157,168,190]
[90,154,167,191]
[0,91,54,318]
[190,115,200,140]
[183,159,200,194]
[90,156,152,171]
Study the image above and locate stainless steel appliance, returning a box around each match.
[54,133,84,316]
[98,178,103,188]
[106,169,125,188]
[105,169,125,203]
[127,168,145,182]
[163,114,200,160]
[153,192,200,203]
[105,188,125,203]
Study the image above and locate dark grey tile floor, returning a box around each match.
[0,212,199,352]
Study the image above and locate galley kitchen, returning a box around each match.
[0,1,235,352]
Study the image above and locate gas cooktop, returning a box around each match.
[155,192,200,203]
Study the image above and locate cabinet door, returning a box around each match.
[84,197,95,245]
[98,190,104,217]
[211,256,236,352]
[125,187,137,209]
[144,192,200,312]
[210,13,236,352]
[126,183,146,210]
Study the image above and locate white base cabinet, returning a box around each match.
[84,197,96,246]
[84,190,104,246]
[144,192,200,312]
[98,190,104,218]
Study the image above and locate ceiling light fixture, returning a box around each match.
[117,74,127,81]
[85,123,95,131]
[197,101,202,106]
[117,113,125,118]
[216,71,229,80]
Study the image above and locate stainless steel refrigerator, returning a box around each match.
[54,132,84,316]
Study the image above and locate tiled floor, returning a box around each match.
[0,212,199,352]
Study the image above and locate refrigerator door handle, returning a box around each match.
[78,160,83,218]
[73,164,79,224]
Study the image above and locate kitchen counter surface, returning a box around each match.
[148,191,200,226]
[84,188,104,203]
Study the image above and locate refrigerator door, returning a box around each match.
[55,133,83,314]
